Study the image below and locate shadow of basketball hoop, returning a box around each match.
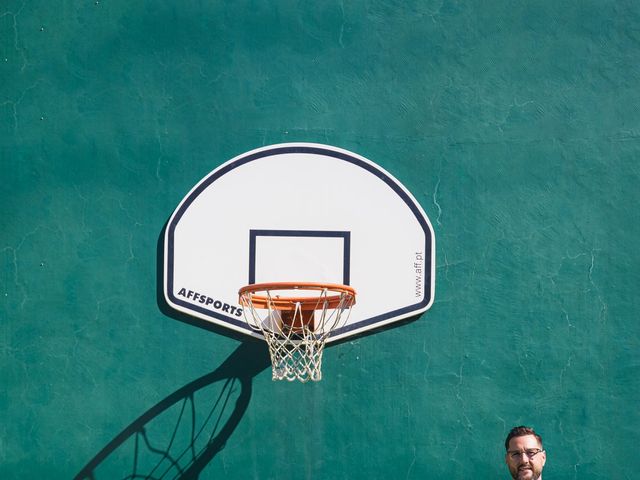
[73,341,270,480]
[72,226,271,479]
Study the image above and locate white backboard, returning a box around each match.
[163,143,435,342]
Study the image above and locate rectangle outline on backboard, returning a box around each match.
[248,229,351,285]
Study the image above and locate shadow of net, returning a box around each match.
[74,341,269,480]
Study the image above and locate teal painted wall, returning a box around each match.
[2,1,639,478]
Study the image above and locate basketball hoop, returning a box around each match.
[238,282,356,382]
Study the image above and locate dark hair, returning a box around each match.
[505,426,543,451]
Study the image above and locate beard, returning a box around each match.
[512,465,541,480]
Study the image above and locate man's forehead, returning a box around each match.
[508,434,541,449]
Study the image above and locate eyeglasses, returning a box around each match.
[507,449,544,460]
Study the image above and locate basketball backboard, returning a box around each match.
[163,143,435,343]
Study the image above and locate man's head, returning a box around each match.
[505,426,546,480]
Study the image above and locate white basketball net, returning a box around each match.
[240,287,354,382]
